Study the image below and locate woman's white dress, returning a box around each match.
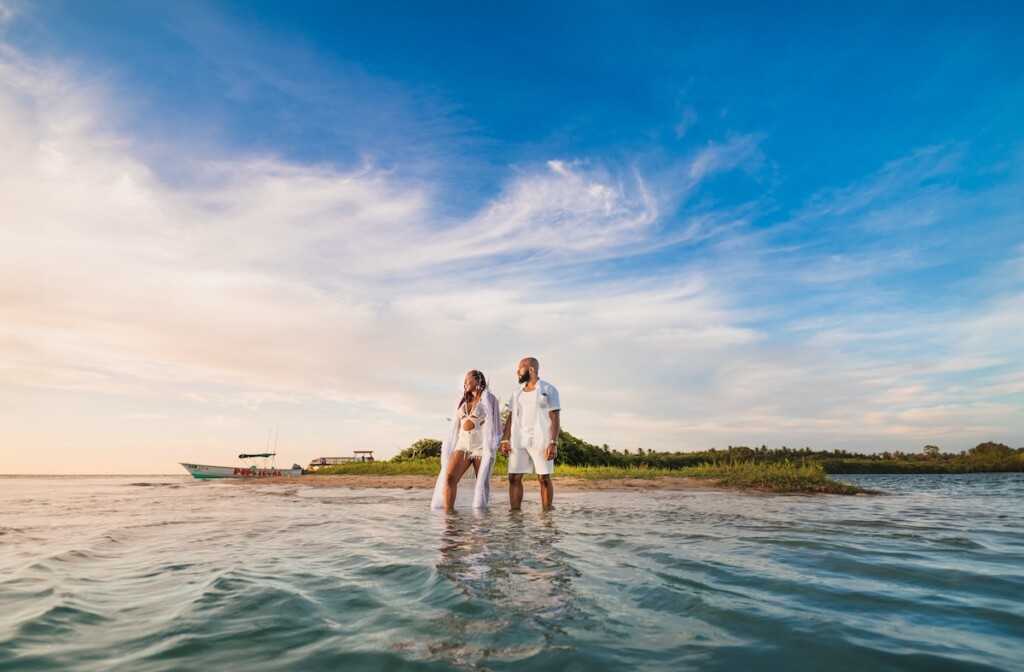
[430,388,501,510]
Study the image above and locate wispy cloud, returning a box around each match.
[687,134,764,181]
[0,44,748,468]
[674,105,697,139]
[1,34,1021,473]
[0,5,13,25]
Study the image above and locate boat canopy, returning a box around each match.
[238,453,276,459]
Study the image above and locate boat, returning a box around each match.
[180,453,304,479]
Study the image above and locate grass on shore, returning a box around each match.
[682,460,870,494]
[315,459,442,476]
[313,458,870,494]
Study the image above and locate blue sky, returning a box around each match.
[1,1,1021,473]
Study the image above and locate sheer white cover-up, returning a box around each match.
[431,388,501,510]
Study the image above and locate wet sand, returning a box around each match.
[232,474,719,491]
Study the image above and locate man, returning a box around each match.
[500,357,560,510]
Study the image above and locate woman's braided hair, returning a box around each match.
[460,370,488,408]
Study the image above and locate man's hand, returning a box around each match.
[546,443,558,461]
[500,441,510,456]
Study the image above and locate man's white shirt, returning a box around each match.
[518,389,538,440]
[509,380,560,450]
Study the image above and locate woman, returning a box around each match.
[430,370,501,511]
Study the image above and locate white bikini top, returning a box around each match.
[458,400,486,431]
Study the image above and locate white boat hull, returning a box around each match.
[180,462,303,479]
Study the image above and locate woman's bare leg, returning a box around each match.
[444,451,474,512]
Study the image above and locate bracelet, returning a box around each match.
[500,439,509,444]
[549,440,557,445]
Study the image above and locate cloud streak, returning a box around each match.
[0,38,1021,474]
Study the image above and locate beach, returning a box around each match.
[234,474,720,491]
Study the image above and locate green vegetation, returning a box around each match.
[316,433,1021,494]
[318,458,441,476]
[551,432,1022,474]
[682,460,868,494]
[320,458,682,479]
[392,438,442,462]
[317,443,870,494]
[545,464,676,479]
[818,441,1023,474]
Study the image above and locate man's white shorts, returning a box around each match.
[508,439,554,475]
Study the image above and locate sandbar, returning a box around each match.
[231,474,719,491]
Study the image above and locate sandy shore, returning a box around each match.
[231,474,719,491]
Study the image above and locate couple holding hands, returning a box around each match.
[430,357,561,512]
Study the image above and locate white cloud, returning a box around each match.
[674,105,697,139]
[1,43,1021,474]
[0,47,752,471]
[687,134,763,181]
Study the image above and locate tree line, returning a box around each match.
[392,434,1024,474]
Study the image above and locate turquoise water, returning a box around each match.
[1,474,1022,671]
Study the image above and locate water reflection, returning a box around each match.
[424,509,587,664]
[438,511,581,616]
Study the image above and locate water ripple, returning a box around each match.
[0,475,1022,670]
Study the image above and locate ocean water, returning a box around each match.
[1,474,1022,671]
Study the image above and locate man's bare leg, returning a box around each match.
[508,473,524,511]
[538,474,553,510]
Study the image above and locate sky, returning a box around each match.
[1,1,1022,474]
